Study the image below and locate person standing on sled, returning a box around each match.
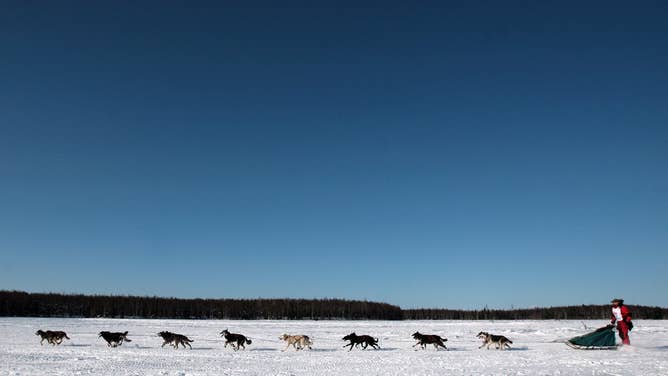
[610,298,633,345]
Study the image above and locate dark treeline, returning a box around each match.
[403,305,668,320]
[0,291,403,320]
[1,291,666,320]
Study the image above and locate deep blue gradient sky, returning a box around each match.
[1,1,667,309]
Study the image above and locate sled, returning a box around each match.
[565,325,618,350]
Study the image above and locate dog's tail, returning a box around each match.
[246,339,252,345]
[374,337,379,343]
[440,337,448,342]
[64,334,70,340]
[186,337,194,342]
[507,340,513,344]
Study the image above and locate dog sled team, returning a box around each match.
[33,299,633,352]
[35,327,515,352]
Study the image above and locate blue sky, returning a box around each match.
[1,1,667,309]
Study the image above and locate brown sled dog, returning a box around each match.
[412,332,448,350]
[158,331,194,349]
[35,330,70,345]
[279,334,313,351]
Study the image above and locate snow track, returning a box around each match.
[1,318,667,375]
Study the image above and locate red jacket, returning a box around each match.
[611,305,632,324]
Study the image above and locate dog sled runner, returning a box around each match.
[566,325,618,350]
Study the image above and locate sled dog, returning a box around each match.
[477,331,512,350]
[279,334,313,351]
[412,332,448,350]
[158,331,193,349]
[99,331,132,347]
[220,329,252,350]
[35,330,70,345]
[342,332,380,350]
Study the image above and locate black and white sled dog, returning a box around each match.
[158,331,194,349]
[412,332,448,350]
[220,329,252,350]
[477,331,513,350]
[35,330,70,345]
[99,331,132,347]
[342,332,380,350]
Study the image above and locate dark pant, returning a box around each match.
[617,321,630,345]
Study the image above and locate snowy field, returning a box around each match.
[1,318,667,375]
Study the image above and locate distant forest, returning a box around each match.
[1,291,403,320]
[403,305,668,320]
[1,291,666,320]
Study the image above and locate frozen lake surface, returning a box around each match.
[1,318,667,375]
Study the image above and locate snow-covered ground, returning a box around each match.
[1,318,667,375]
